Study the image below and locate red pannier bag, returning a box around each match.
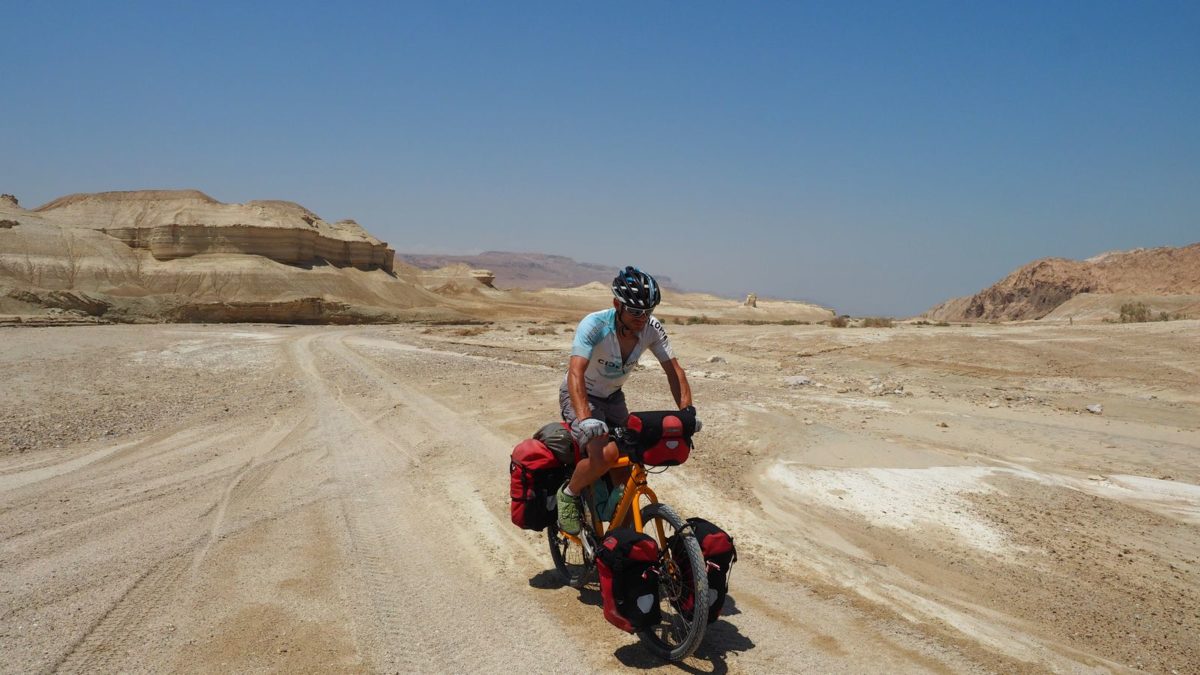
[618,408,698,466]
[670,517,737,623]
[509,437,568,531]
[596,528,662,632]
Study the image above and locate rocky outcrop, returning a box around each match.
[470,269,496,287]
[926,243,1200,321]
[35,190,394,272]
[4,288,112,316]
[1,194,18,208]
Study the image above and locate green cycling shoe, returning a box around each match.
[556,484,582,535]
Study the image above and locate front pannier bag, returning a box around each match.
[616,407,698,466]
[596,528,661,632]
[671,517,737,623]
[509,437,568,531]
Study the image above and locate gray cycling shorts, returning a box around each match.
[559,381,630,428]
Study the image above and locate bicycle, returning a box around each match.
[546,422,710,661]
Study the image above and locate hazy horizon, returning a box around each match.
[4,2,1197,316]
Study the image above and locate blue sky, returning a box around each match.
[3,2,1197,315]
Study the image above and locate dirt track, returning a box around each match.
[2,321,1198,673]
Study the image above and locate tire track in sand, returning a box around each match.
[291,331,603,673]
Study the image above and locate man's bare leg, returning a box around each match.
[567,438,618,494]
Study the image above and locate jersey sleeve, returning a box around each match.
[571,312,607,359]
[647,318,675,362]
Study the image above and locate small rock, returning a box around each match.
[783,375,813,387]
[987,402,1000,409]
[1087,475,1106,481]
[936,422,949,428]
[707,355,726,363]
[803,419,814,425]
[1086,404,1103,415]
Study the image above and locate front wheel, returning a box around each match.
[637,502,709,661]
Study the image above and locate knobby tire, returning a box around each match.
[637,502,709,661]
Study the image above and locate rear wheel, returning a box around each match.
[637,502,708,661]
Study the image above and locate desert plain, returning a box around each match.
[2,317,1197,674]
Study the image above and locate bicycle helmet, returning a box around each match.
[611,266,661,311]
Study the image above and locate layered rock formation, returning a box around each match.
[0,190,469,324]
[926,243,1200,321]
[36,190,393,272]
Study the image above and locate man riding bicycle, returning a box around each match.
[556,266,695,535]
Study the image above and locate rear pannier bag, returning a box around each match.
[671,517,736,623]
[616,407,698,466]
[596,528,662,632]
[533,421,579,467]
[509,438,568,531]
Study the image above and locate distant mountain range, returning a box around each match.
[394,251,675,290]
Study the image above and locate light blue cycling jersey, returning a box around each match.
[566,308,675,398]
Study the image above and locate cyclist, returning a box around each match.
[556,266,694,534]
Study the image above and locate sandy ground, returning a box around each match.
[1,320,1198,674]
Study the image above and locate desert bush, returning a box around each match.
[527,325,557,335]
[828,315,849,328]
[686,314,718,325]
[862,317,894,328]
[1119,302,1152,323]
[452,326,488,336]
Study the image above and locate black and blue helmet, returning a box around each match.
[611,266,661,310]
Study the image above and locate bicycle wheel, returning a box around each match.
[548,492,597,589]
[637,502,709,661]
[547,522,591,588]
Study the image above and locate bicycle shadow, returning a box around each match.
[528,569,568,590]
[530,571,755,672]
[613,596,754,673]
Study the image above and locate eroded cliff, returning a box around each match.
[35,190,394,272]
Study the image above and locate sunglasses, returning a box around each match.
[622,305,653,318]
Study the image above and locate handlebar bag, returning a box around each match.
[509,437,568,531]
[596,528,661,632]
[669,517,737,623]
[618,408,697,466]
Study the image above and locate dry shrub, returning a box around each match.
[862,317,894,328]
[527,325,557,335]
[1119,302,1152,323]
[828,315,849,328]
[453,326,488,336]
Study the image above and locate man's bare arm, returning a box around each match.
[567,355,593,420]
[661,357,693,409]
